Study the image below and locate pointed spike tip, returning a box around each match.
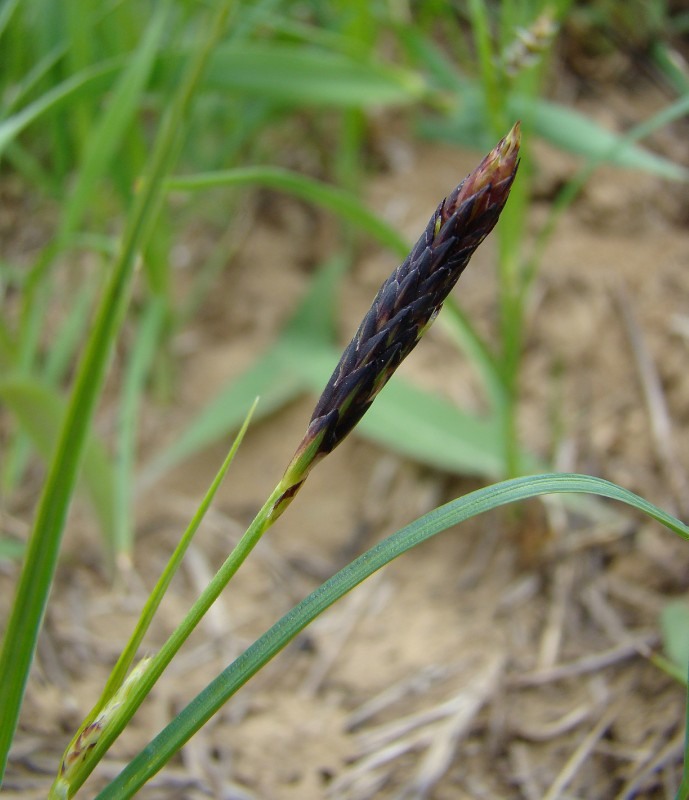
[439,121,521,229]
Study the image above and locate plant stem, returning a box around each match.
[54,479,287,797]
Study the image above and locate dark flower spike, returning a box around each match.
[272,122,521,520]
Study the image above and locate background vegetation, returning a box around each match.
[2,0,689,796]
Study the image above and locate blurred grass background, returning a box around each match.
[2,0,689,789]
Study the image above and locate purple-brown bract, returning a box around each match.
[273,123,521,518]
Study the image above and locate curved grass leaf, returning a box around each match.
[60,398,259,795]
[205,42,427,107]
[96,473,689,799]
[0,0,20,41]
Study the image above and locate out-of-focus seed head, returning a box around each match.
[271,123,521,519]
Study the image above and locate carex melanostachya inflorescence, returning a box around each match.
[274,122,521,518]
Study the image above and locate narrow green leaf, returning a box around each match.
[205,42,427,107]
[56,12,165,245]
[0,0,21,52]
[513,95,689,181]
[75,398,259,745]
[360,380,509,478]
[96,473,689,799]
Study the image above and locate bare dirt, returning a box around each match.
[3,83,689,799]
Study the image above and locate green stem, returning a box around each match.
[56,479,286,797]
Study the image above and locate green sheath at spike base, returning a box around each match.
[273,122,521,517]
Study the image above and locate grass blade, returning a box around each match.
[422,89,689,182]
[55,12,167,246]
[516,95,689,181]
[0,0,20,41]
[95,473,689,799]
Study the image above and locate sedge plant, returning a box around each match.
[3,5,689,795]
[42,123,689,798]
[51,120,521,799]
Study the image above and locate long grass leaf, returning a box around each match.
[514,95,689,181]
[95,473,689,798]
[0,1,232,778]
[58,398,258,793]
[0,0,20,43]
